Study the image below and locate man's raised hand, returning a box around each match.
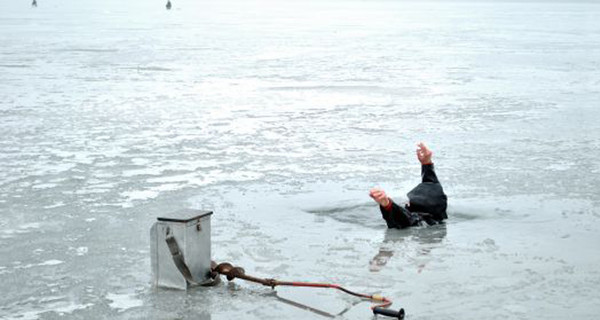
[416,142,433,165]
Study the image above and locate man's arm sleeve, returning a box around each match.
[380,201,416,229]
[421,164,440,183]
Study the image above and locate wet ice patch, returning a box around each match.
[151,183,182,192]
[224,170,263,182]
[74,181,116,195]
[4,301,93,320]
[68,246,88,256]
[476,238,499,253]
[0,222,42,239]
[122,167,165,178]
[121,190,159,201]
[119,188,165,207]
[32,183,58,190]
[20,222,41,229]
[43,201,65,209]
[106,292,143,312]
[306,203,381,229]
[13,259,63,270]
[131,157,151,166]
[147,172,197,183]
[254,47,313,61]
[545,162,574,171]
[38,259,64,266]
[146,171,220,185]
[35,162,77,176]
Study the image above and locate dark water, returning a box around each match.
[1,0,599,319]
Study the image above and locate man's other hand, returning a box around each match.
[369,188,390,207]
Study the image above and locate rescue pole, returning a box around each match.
[212,262,405,319]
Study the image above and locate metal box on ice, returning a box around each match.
[150,209,213,290]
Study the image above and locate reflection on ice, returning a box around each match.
[370,224,447,272]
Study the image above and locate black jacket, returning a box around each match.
[380,164,448,228]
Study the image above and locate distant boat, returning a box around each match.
[32,0,37,7]
[166,0,172,10]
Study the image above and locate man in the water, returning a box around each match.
[369,142,447,228]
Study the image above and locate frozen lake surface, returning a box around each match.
[1,0,599,319]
